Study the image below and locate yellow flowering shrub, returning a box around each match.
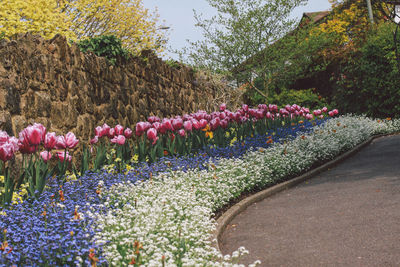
[0,0,74,39]
[0,0,167,54]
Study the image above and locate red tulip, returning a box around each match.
[33,123,46,140]
[40,151,52,163]
[242,104,249,112]
[111,135,126,145]
[56,151,72,162]
[114,124,124,135]
[44,132,57,150]
[65,132,79,149]
[147,128,158,144]
[0,143,14,162]
[124,128,133,139]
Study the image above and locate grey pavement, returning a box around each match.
[219,135,400,267]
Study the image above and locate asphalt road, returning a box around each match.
[219,135,400,267]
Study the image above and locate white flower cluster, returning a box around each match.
[87,115,400,266]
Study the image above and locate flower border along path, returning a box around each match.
[213,132,395,253]
[89,116,400,266]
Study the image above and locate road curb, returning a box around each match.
[212,133,390,253]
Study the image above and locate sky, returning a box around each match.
[143,0,333,59]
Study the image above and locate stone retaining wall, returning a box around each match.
[0,33,217,141]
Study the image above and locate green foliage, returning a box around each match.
[164,58,181,69]
[76,35,130,65]
[331,22,400,118]
[270,88,330,109]
[0,32,5,40]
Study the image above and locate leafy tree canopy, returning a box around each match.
[181,0,307,73]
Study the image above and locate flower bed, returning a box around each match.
[0,109,398,265]
[87,115,400,266]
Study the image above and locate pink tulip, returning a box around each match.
[0,143,14,162]
[220,119,229,129]
[322,107,328,113]
[18,133,36,154]
[333,109,339,115]
[172,118,183,131]
[313,109,322,116]
[199,119,208,129]
[148,116,160,123]
[56,151,72,163]
[111,135,126,145]
[95,126,102,137]
[90,136,99,144]
[40,151,52,163]
[328,111,334,117]
[162,118,173,131]
[22,125,42,146]
[242,104,249,112]
[33,123,46,140]
[178,129,186,137]
[65,132,79,149]
[55,135,67,149]
[268,104,278,113]
[135,122,146,137]
[256,110,264,120]
[124,128,133,139]
[101,123,111,137]
[114,124,124,135]
[192,119,201,130]
[210,118,220,131]
[147,128,158,144]
[219,112,226,120]
[0,131,9,145]
[8,137,19,153]
[220,103,226,111]
[108,128,115,138]
[44,132,57,150]
[183,121,192,132]
[306,114,314,120]
[319,115,324,119]
[152,122,162,132]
